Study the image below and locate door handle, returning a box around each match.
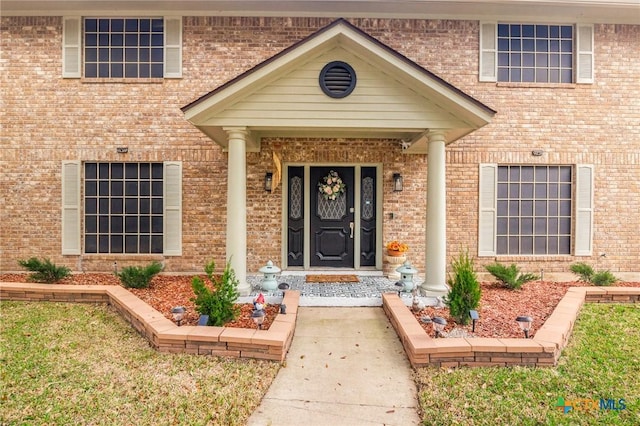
[349,222,354,239]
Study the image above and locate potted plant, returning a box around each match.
[386,240,409,256]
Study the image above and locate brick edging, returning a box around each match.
[382,287,639,368]
[0,282,299,362]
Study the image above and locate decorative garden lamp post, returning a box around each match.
[432,316,447,338]
[259,260,281,291]
[516,315,533,338]
[171,306,186,326]
[396,261,418,293]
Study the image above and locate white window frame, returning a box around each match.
[478,163,594,257]
[479,22,594,84]
[61,161,182,256]
[62,16,182,79]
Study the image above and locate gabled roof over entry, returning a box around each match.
[182,18,496,153]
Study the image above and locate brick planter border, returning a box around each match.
[0,282,299,362]
[382,287,639,368]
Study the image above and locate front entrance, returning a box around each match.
[310,166,354,267]
[286,165,378,269]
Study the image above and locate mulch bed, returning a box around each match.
[0,273,279,330]
[2,273,638,337]
[412,280,640,338]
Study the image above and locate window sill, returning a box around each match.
[493,255,575,261]
[81,78,165,84]
[495,82,576,89]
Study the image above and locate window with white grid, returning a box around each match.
[497,24,574,83]
[84,163,164,254]
[84,18,164,78]
[496,165,572,255]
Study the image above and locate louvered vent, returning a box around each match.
[319,61,356,98]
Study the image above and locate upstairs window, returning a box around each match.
[62,16,182,79]
[84,18,164,78]
[480,22,593,84]
[497,24,573,83]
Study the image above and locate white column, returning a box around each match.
[421,130,449,297]
[224,127,250,295]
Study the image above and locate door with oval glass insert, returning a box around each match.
[310,166,354,267]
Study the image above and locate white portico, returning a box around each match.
[182,19,495,295]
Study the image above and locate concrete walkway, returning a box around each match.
[247,307,421,426]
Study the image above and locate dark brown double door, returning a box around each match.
[287,166,377,269]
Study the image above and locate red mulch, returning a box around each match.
[2,273,638,337]
[412,280,640,338]
[0,273,279,330]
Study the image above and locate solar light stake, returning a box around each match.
[516,315,533,338]
[469,310,479,333]
[432,316,447,338]
[171,306,186,326]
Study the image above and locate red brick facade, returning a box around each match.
[1,17,638,278]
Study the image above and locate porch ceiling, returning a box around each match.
[181,19,496,154]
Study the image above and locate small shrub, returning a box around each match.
[117,262,163,289]
[570,262,618,286]
[191,260,240,326]
[485,262,539,290]
[444,250,481,325]
[17,257,71,283]
[591,270,618,286]
[570,262,594,282]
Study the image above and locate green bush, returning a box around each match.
[485,262,539,290]
[191,260,240,326]
[117,262,163,289]
[591,270,618,286]
[444,250,481,325]
[17,257,71,283]
[570,262,594,282]
[570,262,618,286]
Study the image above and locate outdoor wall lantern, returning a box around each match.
[264,172,273,192]
[393,173,403,192]
[469,310,479,333]
[251,309,265,329]
[516,315,533,338]
[171,306,186,326]
[432,316,447,338]
[259,260,281,291]
[396,261,417,292]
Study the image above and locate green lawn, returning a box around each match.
[415,303,640,425]
[0,301,280,425]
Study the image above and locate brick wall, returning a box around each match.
[1,17,638,276]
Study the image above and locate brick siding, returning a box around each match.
[1,17,638,276]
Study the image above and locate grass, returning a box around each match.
[0,301,280,425]
[415,304,640,425]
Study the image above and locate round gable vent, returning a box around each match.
[319,61,357,98]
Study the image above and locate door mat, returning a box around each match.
[305,275,360,283]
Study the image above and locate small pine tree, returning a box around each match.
[191,260,240,326]
[570,262,594,282]
[444,250,481,325]
[485,262,539,290]
[117,262,163,289]
[17,257,71,283]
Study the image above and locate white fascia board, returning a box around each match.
[2,1,639,24]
